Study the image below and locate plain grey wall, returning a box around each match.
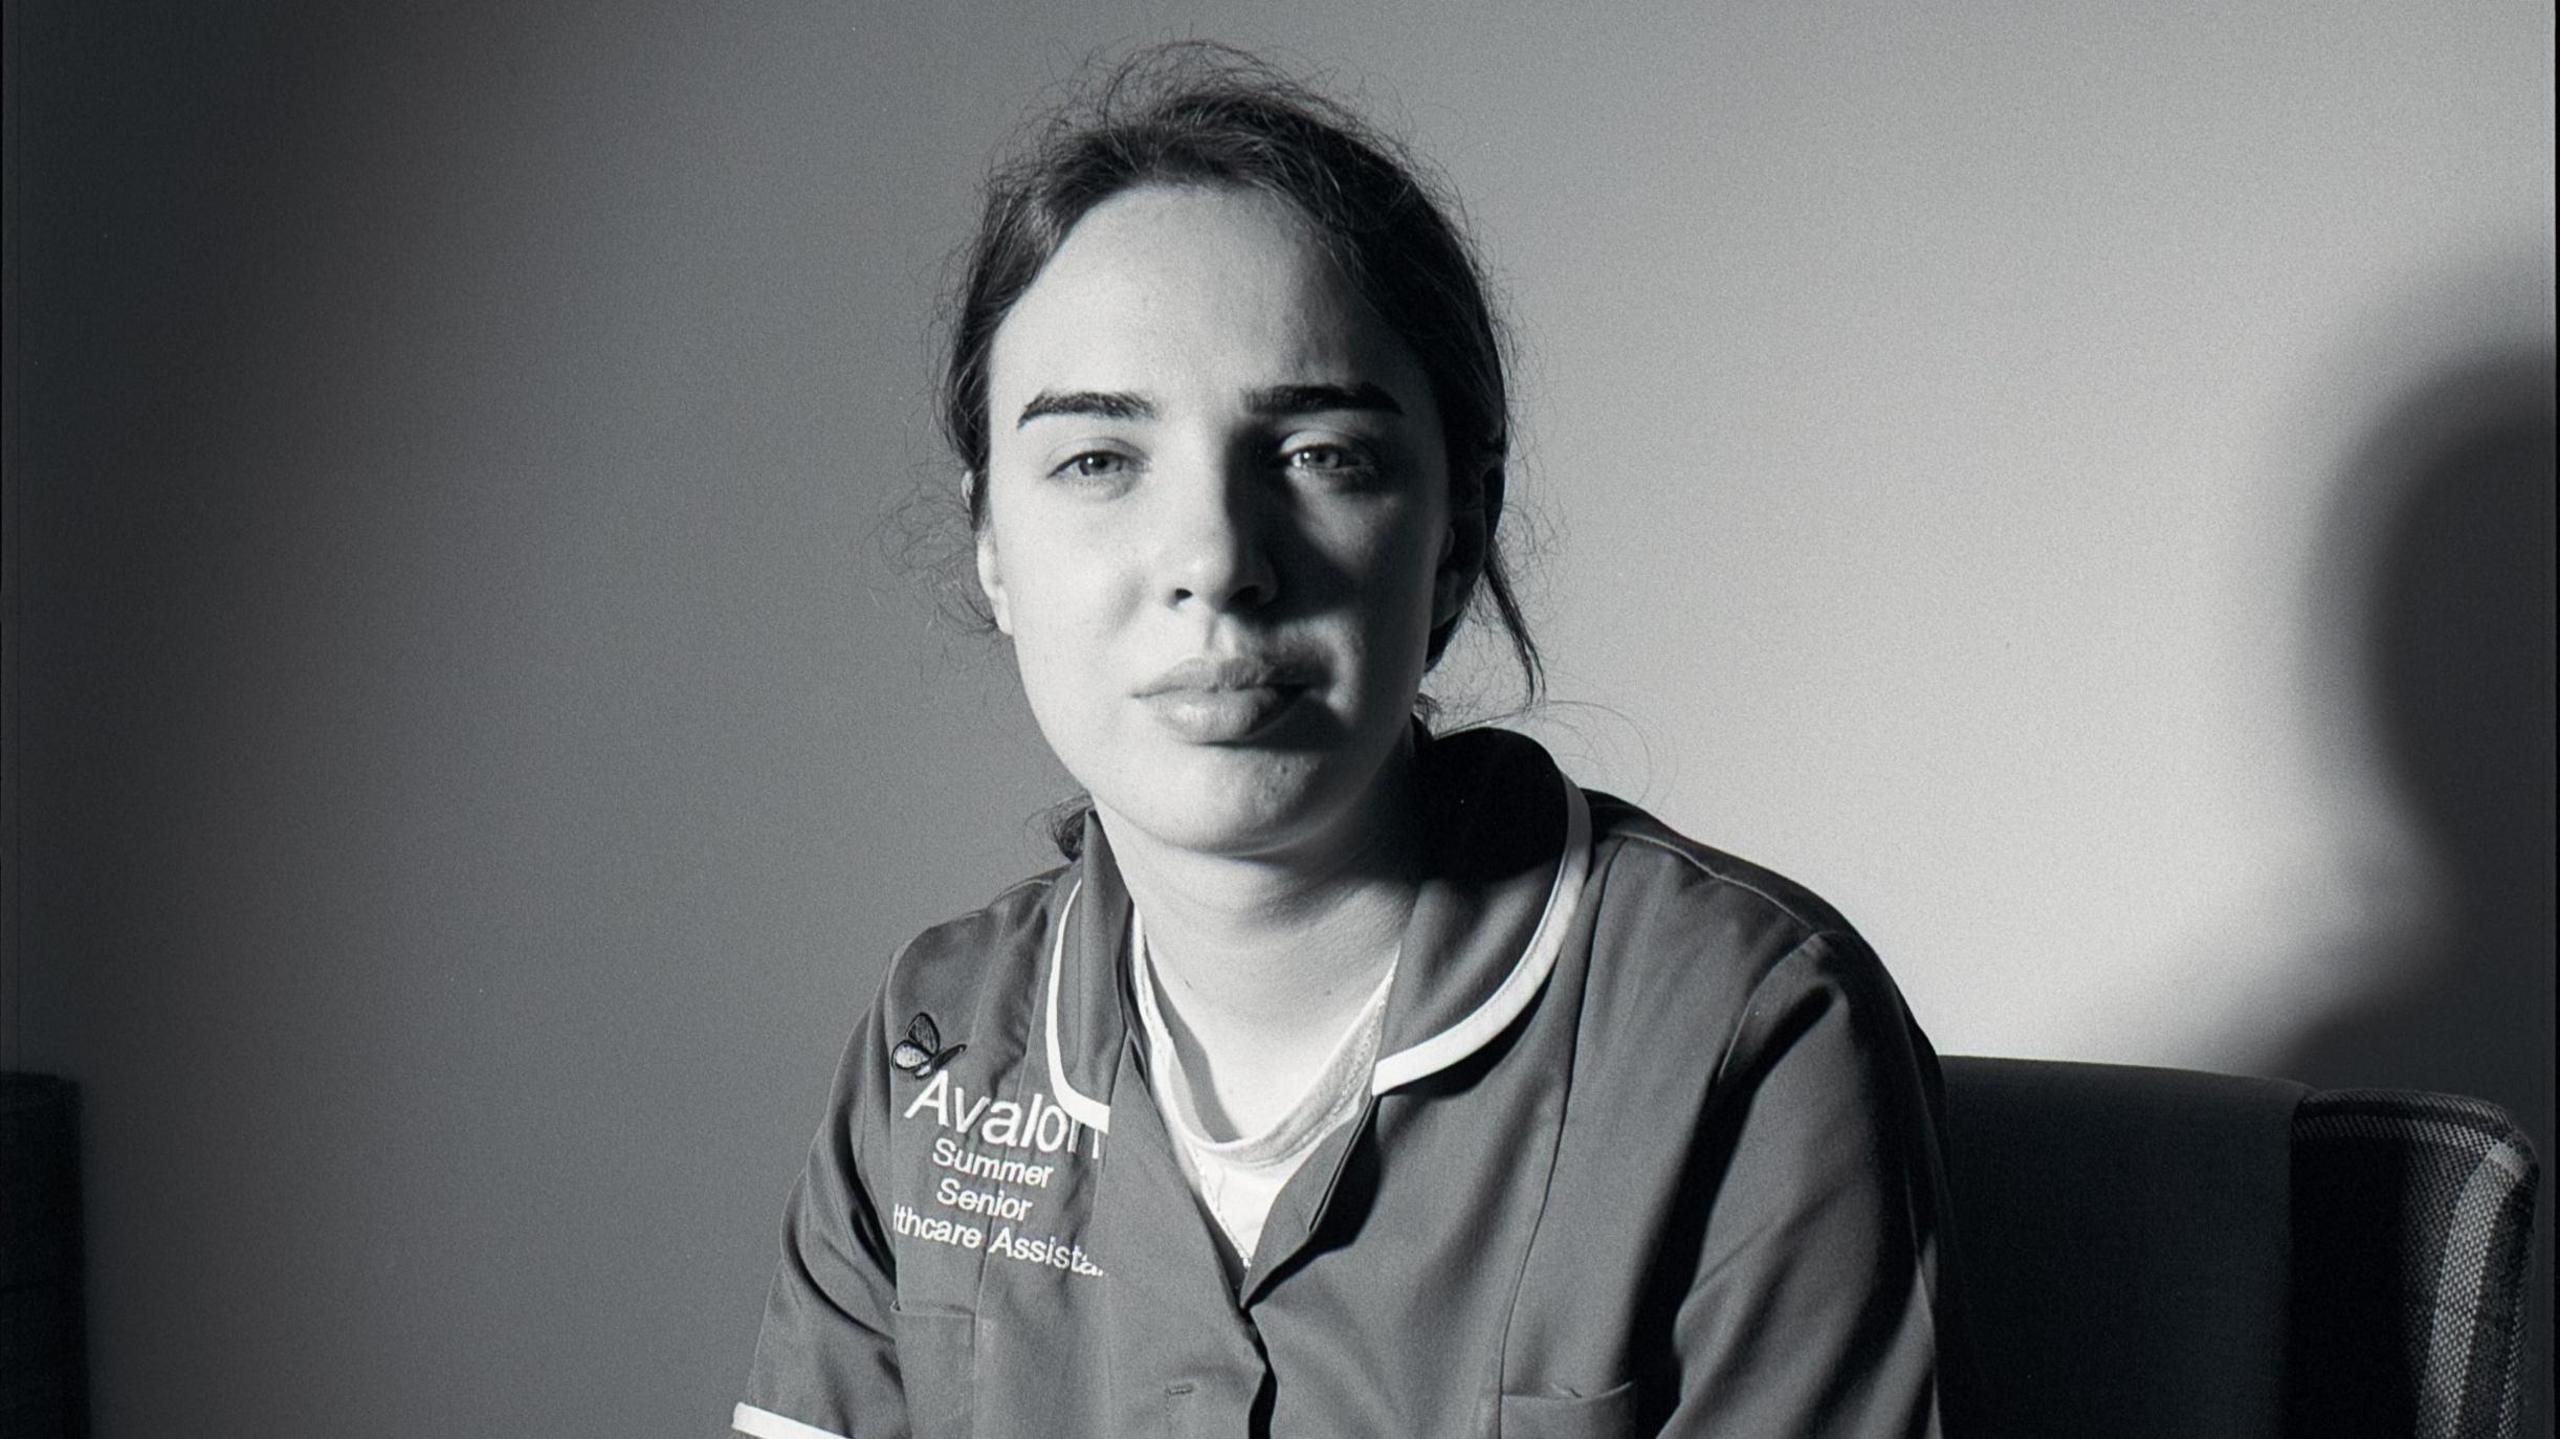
[6,2,2551,1434]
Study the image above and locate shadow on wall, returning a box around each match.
[2277,345,2556,1428]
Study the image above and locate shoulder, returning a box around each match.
[1581,788,1862,960]
[1572,789,1911,1068]
[872,866,1070,1042]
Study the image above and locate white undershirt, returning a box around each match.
[1130,914,1394,1267]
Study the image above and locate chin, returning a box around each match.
[1094,747,1360,861]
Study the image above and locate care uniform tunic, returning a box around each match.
[737,730,1966,1438]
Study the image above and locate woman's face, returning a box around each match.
[976,182,1467,867]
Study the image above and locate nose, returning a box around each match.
[1155,450,1278,614]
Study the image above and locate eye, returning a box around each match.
[1282,441,1379,479]
[1048,449,1134,482]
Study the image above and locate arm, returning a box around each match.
[734,1013,906,1439]
[1662,931,1969,1437]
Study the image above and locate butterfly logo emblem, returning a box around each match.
[891,1012,966,1079]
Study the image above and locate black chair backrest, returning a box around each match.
[1940,1058,2541,1439]
[1942,1057,2307,1439]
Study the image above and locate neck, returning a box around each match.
[1098,762,1421,1060]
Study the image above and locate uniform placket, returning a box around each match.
[1236,1095,1375,1310]
[1097,1041,1274,1437]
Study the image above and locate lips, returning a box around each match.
[1135,656,1319,743]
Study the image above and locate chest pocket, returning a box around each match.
[892,1304,978,1439]
[1498,1380,1638,1439]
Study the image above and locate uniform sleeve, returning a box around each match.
[1664,930,1971,1437]
[735,1008,907,1439]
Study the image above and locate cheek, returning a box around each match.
[989,525,1124,675]
[1306,521,1447,711]
[1348,510,1451,634]
[1002,590,1105,751]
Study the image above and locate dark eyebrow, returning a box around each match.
[1013,382,1405,428]
[1016,389,1158,428]
[1245,382,1405,418]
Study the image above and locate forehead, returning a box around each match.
[988,183,1428,409]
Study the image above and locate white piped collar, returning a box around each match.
[1038,729,1593,1129]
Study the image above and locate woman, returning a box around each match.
[738,48,1966,1439]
